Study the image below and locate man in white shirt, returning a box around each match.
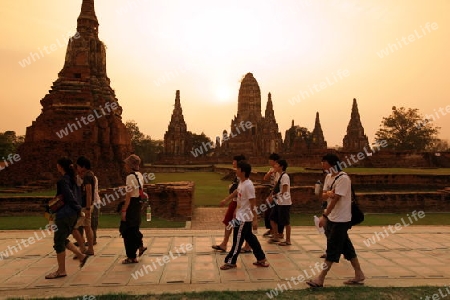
[306,154,365,288]
[220,161,269,270]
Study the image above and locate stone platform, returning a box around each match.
[0,221,449,299]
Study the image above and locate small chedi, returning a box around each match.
[0,0,131,187]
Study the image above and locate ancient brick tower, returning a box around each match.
[283,112,327,154]
[310,112,327,150]
[163,90,192,157]
[219,73,282,158]
[0,0,132,187]
[342,98,369,151]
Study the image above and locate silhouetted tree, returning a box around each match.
[374,106,440,151]
[0,131,24,157]
[125,120,164,164]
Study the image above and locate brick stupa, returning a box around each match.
[0,0,132,187]
[342,98,370,152]
[218,73,283,158]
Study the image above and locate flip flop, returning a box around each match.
[45,272,67,279]
[252,260,270,267]
[240,249,252,253]
[306,280,323,288]
[211,245,226,252]
[138,247,147,257]
[344,279,365,285]
[278,242,292,246]
[122,258,138,264]
[79,255,89,268]
[220,263,237,270]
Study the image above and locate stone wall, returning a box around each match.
[254,185,450,214]
[0,181,195,222]
[213,167,450,190]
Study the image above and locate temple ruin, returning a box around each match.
[0,0,132,187]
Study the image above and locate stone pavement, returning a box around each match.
[0,211,450,299]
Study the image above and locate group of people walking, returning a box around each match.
[45,154,147,279]
[45,151,364,288]
[212,152,365,287]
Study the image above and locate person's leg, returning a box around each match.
[223,221,246,266]
[263,203,272,236]
[307,221,345,287]
[84,225,95,254]
[72,228,86,253]
[91,206,99,245]
[342,225,365,283]
[244,224,267,263]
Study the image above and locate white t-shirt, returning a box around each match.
[275,173,291,206]
[235,179,256,222]
[126,172,144,198]
[323,172,352,222]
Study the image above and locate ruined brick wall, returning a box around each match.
[0,181,195,221]
[254,185,450,214]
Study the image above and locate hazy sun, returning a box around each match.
[215,86,233,103]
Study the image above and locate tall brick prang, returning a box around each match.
[0,0,132,187]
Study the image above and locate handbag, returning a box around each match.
[48,194,65,212]
[350,186,364,226]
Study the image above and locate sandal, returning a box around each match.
[306,280,323,288]
[278,241,292,246]
[122,258,138,264]
[79,255,89,268]
[211,245,226,252]
[253,260,270,267]
[240,248,252,253]
[138,247,147,257]
[220,263,237,270]
[45,271,67,279]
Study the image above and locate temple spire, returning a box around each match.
[343,98,369,151]
[77,0,99,37]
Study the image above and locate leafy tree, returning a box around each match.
[0,131,24,157]
[374,106,440,151]
[125,120,163,164]
[191,132,214,156]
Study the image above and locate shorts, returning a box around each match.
[222,200,237,225]
[54,214,78,253]
[325,220,356,263]
[270,204,291,227]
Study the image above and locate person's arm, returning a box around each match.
[220,189,238,206]
[263,168,274,181]
[249,197,258,230]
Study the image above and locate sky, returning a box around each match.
[0,0,449,148]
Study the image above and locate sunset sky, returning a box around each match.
[1,0,449,148]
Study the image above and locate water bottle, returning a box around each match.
[146,205,152,222]
[314,180,322,195]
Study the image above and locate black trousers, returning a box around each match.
[224,221,266,265]
[122,226,143,259]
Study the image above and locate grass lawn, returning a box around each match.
[6,286,449,299]
[0,215,185,230]
[152,171,230,206]
[1,212,449,230]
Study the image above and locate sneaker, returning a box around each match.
[263,230,271,237]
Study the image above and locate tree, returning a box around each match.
[190,132,214,156]
[0,131,24,157]
[125,120,164,164]
[374,106,440,151]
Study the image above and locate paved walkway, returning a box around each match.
[0,210,450,299]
